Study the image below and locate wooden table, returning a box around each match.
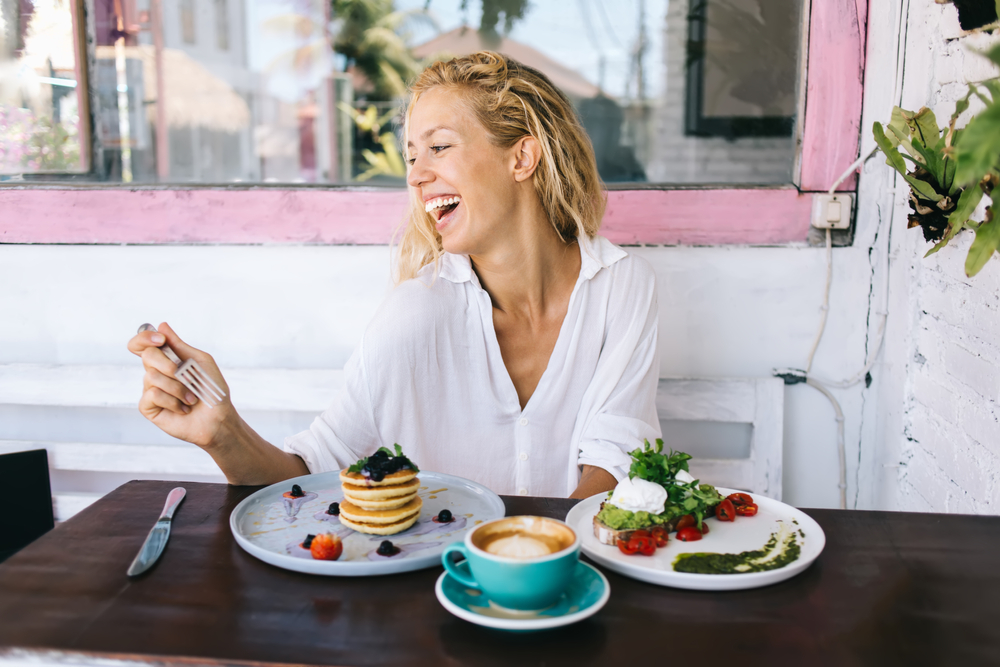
[1,480,997,666]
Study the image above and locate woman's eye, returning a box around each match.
[407,156,416,165]
[430,145,449,154]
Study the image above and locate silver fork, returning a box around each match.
[138,323,226,408]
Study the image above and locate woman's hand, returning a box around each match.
[127,322,234,449]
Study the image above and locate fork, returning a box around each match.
[138,323,227,408]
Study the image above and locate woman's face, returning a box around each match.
[406,87,521,256]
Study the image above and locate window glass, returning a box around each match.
[1,0,803,185]
[0,0,88,174]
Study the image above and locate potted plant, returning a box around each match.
[872,45,1000,277]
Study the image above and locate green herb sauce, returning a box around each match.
[672,526,802,575]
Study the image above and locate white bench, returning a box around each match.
[0,365,783,519]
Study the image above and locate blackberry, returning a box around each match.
[436,509,453,523]
[302,534,316,549]
[290,484,304,497]
[327,502,340,516]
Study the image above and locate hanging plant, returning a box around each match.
[872,45,1000,277]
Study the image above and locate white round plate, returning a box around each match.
[231,470,505,576]
[565,488,825,591]
[435,562,610,631]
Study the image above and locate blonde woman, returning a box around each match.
[128,52,660,499]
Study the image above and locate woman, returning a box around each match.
[128,52,660,499]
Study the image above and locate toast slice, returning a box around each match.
[592,502,681,546]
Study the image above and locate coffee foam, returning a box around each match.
[472,516,575,559]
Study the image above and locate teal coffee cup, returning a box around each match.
[442,515,580,610]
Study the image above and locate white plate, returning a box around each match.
[565,488,825,591]
[435,562,610,631]
[231,470,505,576]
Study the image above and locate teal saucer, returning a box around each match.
[435,561,610,631]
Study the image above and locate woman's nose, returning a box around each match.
[407,155,432,188]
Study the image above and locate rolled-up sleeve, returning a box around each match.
[283,342,381,473]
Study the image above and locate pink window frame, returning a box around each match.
[0,0,866,246]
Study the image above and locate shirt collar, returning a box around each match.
[424,234,627,285]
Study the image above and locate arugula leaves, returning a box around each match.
[626,438,722,529]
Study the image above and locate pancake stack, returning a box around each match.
[338,468,422,535]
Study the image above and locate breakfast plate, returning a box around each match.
[231,470,505,576]
[565,488,825,591]
[435,562,610,631]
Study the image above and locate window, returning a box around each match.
[1,0,866,247]
[0,0,90,174]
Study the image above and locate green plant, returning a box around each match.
[873,45,1000,277]
[339,102,406,180]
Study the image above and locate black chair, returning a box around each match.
[0,449,55,563]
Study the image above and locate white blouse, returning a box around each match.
[284,234,661,498]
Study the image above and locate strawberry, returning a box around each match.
[310,533,343,561]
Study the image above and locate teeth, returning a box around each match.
[424,196,461,213]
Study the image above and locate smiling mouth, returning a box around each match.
[425,195,461,221]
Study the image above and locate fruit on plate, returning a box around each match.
[310,533,343,560]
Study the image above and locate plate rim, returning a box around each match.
[230,469,505,577]
[434,561,610,631]
[565,488,826,591]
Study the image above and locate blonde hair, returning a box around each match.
[395,51,605,283]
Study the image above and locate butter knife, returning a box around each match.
[127,487,186,577]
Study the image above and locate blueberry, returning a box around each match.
[302,534,316,549]
[376,540,398,556]
[327,502,340,516]
[437,509,453,523]
[290,484,304,497]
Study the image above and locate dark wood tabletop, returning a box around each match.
[1,480,997,667]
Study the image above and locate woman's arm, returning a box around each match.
[570,465,617,499]
[128,322,309,486]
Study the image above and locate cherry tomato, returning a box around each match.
[636,536,657,556]
[700,521,710,534]
[727,492,754,506]
[675,515,696,532]
[617,538,639,555]
[676,527,702,542]
[735,503,759,517]
[631,529,652,539]
[650,526,669,548]
[716,499,736,522]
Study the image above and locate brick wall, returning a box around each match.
[886,2,1000,513]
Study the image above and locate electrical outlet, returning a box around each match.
[811,193,854,230]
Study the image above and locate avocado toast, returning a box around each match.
[593,439,723,545]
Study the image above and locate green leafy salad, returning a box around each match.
[596,438,723,530]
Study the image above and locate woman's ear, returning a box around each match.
[511,136,542,182]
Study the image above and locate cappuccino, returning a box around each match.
[472,516,575,559]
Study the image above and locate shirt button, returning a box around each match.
[518,488,528,496]
[519,417,529,426]
[519,452,528,461]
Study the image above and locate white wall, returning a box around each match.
[0,239,874,510]
[869,1,1000,513]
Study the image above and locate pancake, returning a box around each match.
[341,478,420,500]
[342,491,418,511]
[338,512,421,536]
[339,468,418,488]
[339,496,422,525]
